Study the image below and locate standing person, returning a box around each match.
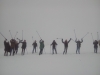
[93,40,98,53]
[98,40,100,47]
[32,40,37,53]
[51,40,57,54]
[15,41,19,54]
[21,40,27,55]
[62,38,71,54]
[10,39,16,56]
[39,39,44,55]
[4,39,8,56]
[75,39,83,54]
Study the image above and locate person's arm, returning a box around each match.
[81,39,83,43]
[75,39,77,43]
[62,39,64,43]
[68,38,71,43]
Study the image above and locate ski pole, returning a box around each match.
[36,31,41,39]
[91,33,94,41]
[9,30,13,39]
[22,30,23,40]
[0,32,6,39]
[14,32,18,39]
[71,38,75,42]
[32,36,33,41]
[82,32,89,39]
[97,32,99,41]
[74,29,77,40]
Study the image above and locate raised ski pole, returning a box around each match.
[14,32,18,39]
[97,32,99,41]
[32,36,33,40]
[9,30,13,39]
[82,32,89,39]
[91,33,94,41]
[36,31,41,39]
[74,29,77,40]
[0,32,6,39]
[22,30,23,40]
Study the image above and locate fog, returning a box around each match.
[0,0,100,49]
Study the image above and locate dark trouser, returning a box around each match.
[63,47,68,54]
[15,48,18,54]
[10,48,15,56]
[39,49,43,55]
[21,48,26,55]
[32,47,36,53]
[52,48,57,54]
[94,47,98,53]
[76,47,80,54]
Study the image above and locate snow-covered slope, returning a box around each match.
[0,45,100,75]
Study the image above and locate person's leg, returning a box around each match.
[32,47,34,53]
[55,48,57,54]
[65,47,68,54]
[35,47,36,53]
[94,47,96,53]
[76,47,78,54]
[78,47,80,54]
[63,47,66,54]
[96,47,97,53]
[52,48,54,54]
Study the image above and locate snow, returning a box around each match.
[0,45,100,75]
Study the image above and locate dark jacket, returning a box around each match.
[10,39,15,48]
[15,42,19,50]
[51,41,57,48]
[39,40,44,49]
[75,39,83,48]
[32,42,37,48]
[93,41,98,48]
[62,39,71,47]
[21,42,27,49]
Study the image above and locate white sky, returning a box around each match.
[0,0,100,48]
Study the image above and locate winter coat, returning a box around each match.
[39,40,44,49]
[93,41,98,48]
[75,40,83,48]
[4,41,11,52]
[15,42,19,50]
[62,39,71,47]
[21,42,27,49]
[10,40,15,48]
[51,41,57,48]
[32,42,37,48]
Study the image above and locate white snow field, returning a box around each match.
[0,45,100,75]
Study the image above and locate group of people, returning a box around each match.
[4,38,27,56]
[3,38,100,56]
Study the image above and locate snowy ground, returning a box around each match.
[0,45,100,75]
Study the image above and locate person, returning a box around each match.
[10,39,16,56]
[32,40,37,53]
[51,40,57,54]
[93,40,98,53]
[21,40,27,55]
[62,38,71,54]
[15,41,19,54]
[75,39,83,54]
[4,40,11,56]
[4,39,8,56]
[39,39,44,55]
[98,40,100,47]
